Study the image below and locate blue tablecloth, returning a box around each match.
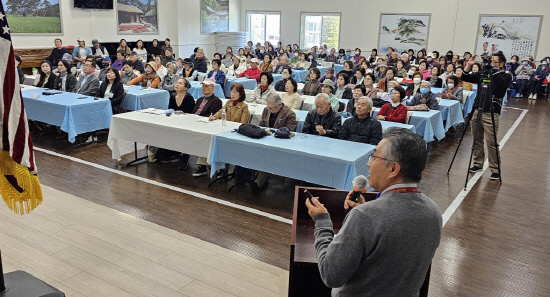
[225,78,257,97]
[210,130,375,190]
[271,74,283,86]
[22,88,112,143]
[292,69,310,82]
[188,82,225,99]
[334,64,344,74]
[373,108,445,142]
[437,99,465,131]
[432,87,476,117]
[294,110,309,133]
[317,66,328,77]
[122,86,170,110]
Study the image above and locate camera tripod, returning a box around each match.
[447,78,502,189]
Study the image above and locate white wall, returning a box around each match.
[9,0,241,59]
[239,0,550,60]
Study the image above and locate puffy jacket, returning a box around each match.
[302,109,341,138]
[515,64,534,80]
[407,91,439,110]
[338,115,382,145]
[247,85,276,104]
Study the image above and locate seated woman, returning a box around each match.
[221,52,234,68]
[334,73,353,99]
[274,66,292,92]
[377,85,408,124]
[407,81,439,110]
[156,78,196,165]
[179,58,197,80]
[53,60,77,92]
[438,75,463,102]
[440,63,455,82]
[209,83,250,124]
[350,68,365,85]
[127,61,161,88]
[295,53,311,70]
[227,56,247,77]
[338,60,354,78]
[301,67,322,96]
[376,67,396,92]
[207,53,228,74]
[153,55,167,80]
[260,54,273,72]
[362,72,379,99]
[159,62,181,94]
[405,71,423,98]
[35,60,56,89]
[395,60,408,78]
[428,66,443,88]
[290,50,301,66]
[246,71,275,104]
[281,77,303,109]
[96,67,125,114]
[455,67,473,91]
[206,58,226,88]
[418,60,431,80]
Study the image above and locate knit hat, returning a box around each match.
[321,79,334,89]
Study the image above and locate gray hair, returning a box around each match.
[420,80,431,88]
[357,96,373,109]
[381,127,427,182]
[266,93,282,105]
[315,93,331,105]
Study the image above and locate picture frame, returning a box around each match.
[117,0,158,35]
[200,0,229,35]
[1,0,63,35]
[377,13,431,56]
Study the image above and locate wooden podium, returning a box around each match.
[288,186,430,297]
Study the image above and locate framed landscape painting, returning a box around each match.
[117,0,158,34]
[1,0,62,34]
[377,13,430,56]
[201,0,229,34]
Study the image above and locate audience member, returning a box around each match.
[515,57,533,98]
[405,71,423,98]
[117,39,131,56]
[91,39,109,61]
[325,48,338,63]
[98,57,112,81]
[346,84,366,116]
[154,55,168,80]
[338,96,382,145]
[147,39,162,62]
[438,75,463,102]
[303,93,342,137]
[362,72,379,99]
[127,51,145,73]
[428,66,443,88]
[260,54,274,72]
[334,73,353,99]
[209,83,250,124]
[351,68,365,85]
[193,48,208,73]
[319,67,337,85]
[377,85,408,124]
[180,58,197,81]
[373,62,388,82]
[15,55,24,83]
[295,53,311,70]
[112,50,126,71]
[227,56,247,77]
[239,58,262,82]
[53,60,76,92]
[161,38,173,54]
[281,77,303,109]
[96,67,124,114]
[528,59,549,100]
[302,67,322,96]
[207,59,226,88]
[159,62,181,94]
[72,38,92,68]
[120,61,138,84]
[274,67,292,92]
[133,39,147,63]
[47,38,69,67]
[376,67,396,92]
[128,61,161,88]
[407,81,439,110]
[35,60,56,89]
[75,60,100,96]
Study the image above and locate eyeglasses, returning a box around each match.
[267,105,279,111]
[368,153,394,163]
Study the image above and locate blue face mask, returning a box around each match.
[387,88,393,94]
[346,52,350,56]
[420,88,429,95]
[260,50,264,54]
[523,61,528,66]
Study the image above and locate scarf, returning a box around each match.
[259,84,269,94]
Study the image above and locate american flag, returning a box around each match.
[0,2,42,214]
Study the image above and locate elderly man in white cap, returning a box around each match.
[238,57,262,82]
[192,78,223,177]
[72,38,92,68]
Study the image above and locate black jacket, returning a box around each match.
[47,47,69,66]
[192,95,222,116]
[274,79,288,92]
[132,60,145,74]
[302,109,342,138]
[338,114,383,145]
[53,73,77,92]
[461,71,512,114]
[36,73,56,89]
[168,93,195,113]
[96,80,125,114]
[147,46,162,62]
[193,57,207,73]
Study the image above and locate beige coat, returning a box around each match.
[214,101,250,124]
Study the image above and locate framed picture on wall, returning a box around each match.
[116,0,158,34]
[377,13,430,56]
[1,0,63,34]
[201,0,229,34]
[475,15,543,59]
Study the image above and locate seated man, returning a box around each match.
[407,80,439,110]
[192,78,223,177]
[75,60,100,96]
[128,51,145,74]
[120,61,138,84]
[192,48,208,73]
[72,38,92,68]
[318,67,337,85]
[305,127,442,296]
[238,58,262,82]
[91,39,109,62]
[338,96,382,145]
[303,93,341,138]
[98,57,112,82]
[248,93,297,195]
[273,55,290,74]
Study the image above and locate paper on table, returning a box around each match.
[138,108,165,115]
[196,117,218,123]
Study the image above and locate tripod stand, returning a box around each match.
[448,78,502,189]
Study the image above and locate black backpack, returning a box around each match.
[235,124,268,139]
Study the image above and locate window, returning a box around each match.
[246,12,281,46]
[300,13,340,50]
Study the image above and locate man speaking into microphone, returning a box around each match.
[305,128,442,296]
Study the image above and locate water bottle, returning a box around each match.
[147,80,152,90]
[221,109,227,126]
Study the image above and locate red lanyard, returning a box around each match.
[376,187,419,199]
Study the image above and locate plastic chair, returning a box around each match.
[406,111,413,125]
[247,110,256,124]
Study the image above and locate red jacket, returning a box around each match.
[239,67,262,82]
[378,103,408,124]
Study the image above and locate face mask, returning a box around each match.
[447,83,454,89]
[407,70,414,76]
[294,53,298,57]
[260,50,264,53]
[346,52,350,56]
[355,51,360,55]
[387,88,393,94]
[427,57,433,62]
[308,55,313,60]
[511,59,516,63]
[413,78,421,84]
[523,61,528,66]
[420,87,429,94]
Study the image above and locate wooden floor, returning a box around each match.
[2,96,550,295]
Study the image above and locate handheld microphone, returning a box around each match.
[350,175,369,203]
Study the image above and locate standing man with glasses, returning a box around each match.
[305,127,442,296]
